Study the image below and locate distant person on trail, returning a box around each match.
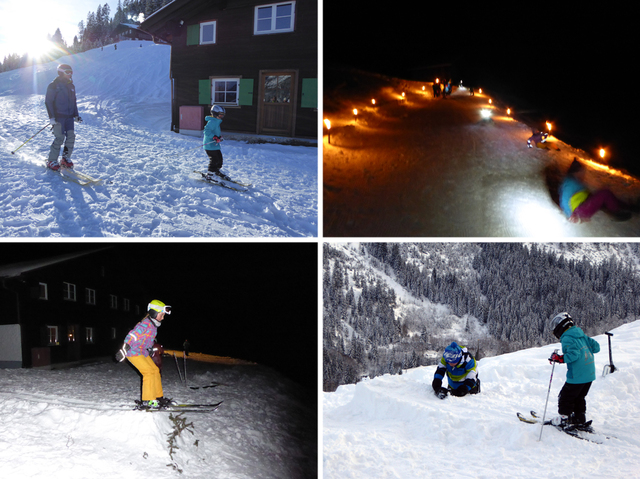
[527,131,559,150]
[548,312,600,429]
[45,63,82,171]
[558,158,631,223]
[432,342,480,399]
[432,81,441,98]
[203,105,232,182]
[183,339,190,357]
[116,300,173,409]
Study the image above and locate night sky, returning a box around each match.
[325,5,638,173]
[0,242,318,393]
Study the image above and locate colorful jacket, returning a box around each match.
[203,116,222,151]
[559,176,590,217]
[45,77,79,120]
[560,326,600,384]
[124,318,158,357]
[434,345,478,391]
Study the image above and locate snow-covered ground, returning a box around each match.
[323,70,640,237]
[0,41,317,237]
[323,320,640,478]
[0,355,317,478]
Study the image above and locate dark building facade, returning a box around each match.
[0,250,148,368]
[140,0,318,139]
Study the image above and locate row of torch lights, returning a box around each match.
[323,84,610,160]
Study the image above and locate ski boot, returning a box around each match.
[61,147,73,168]
[47,160,61,171]
[142,399,160,409]
[157,397,174,408]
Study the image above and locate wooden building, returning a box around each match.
[140,0,317,138]
[0,250,147,368]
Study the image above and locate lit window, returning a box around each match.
[47,326,59,345]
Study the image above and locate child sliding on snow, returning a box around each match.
[203,105,232,182]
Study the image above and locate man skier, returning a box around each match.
[432,342,480,399]
[45,63,82,170]
[548,312,600,428]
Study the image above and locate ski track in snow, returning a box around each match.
[0,42,317,237]
[324,320,640,478]
[0,359,316,478]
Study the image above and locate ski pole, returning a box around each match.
[538,351,557,441]
[173,352,184,384]
[11,122,51,154]
[183,351,188,388]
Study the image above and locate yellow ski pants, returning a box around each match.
[127,355,163,401]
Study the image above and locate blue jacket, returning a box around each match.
[560,326,600,384]
[203,116,222,151]
[45,77,79,120]
[559,176,589,217]
[434,345,478,391]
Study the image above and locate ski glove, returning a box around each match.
[549,352,564,364]
[115,343,131,362]
[435,387,448,400]
[49,118,58,126]
[75,116,83,123]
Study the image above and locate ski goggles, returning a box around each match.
[148,304,172,315]
[58,68,73,75]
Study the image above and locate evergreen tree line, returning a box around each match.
[323,243,640,391]
[1,0,169,73]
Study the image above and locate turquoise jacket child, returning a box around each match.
[203,116,222,151]
[560,326,600,384]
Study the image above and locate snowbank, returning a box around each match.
[324,320,640,478]
[0,357,316,478]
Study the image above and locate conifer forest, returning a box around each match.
[323,243,640,391]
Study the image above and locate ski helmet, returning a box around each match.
[211,105,225,117]
[443,342,463,365]
[550,312,574,339]
[57,64,73,76]
[147,299,171,319]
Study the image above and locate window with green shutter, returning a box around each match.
[198,79,211,104]
[239,79,254,106]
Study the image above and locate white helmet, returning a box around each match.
[550,312,574,339]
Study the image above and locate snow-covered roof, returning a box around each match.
[0,250,105,279]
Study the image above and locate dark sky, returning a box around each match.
[325,4,638,171]
[0,242,318,392]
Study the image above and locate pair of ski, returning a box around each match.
[517,411,611,444]
[55,166,103,186]
[194,170,252,192]
[134,399,223,413]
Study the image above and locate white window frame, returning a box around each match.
[200,20,217,45]
[85,288,96,305]
[47,325,59,346]
[110,294,118,310]
[63,282,76,301]
[85,327,95,344]
[211,78,240,106]
[254,1,296,35]
[123,298,130,312]
[39,282,48,300]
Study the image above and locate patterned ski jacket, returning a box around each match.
[560,326,600,384]
[124,318,159,357]
[434,345,478,391]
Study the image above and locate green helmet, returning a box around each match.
[148,300,171,318]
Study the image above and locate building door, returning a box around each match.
[258,70,297,137]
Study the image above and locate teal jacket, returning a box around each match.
[203,116,222,151]
[560,326,600,384]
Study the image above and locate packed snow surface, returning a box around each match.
[323,70,640,237]
[323,320,640,478]
[0,356,316,478]
[0,41,317,237]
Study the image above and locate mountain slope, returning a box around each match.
[0,41,317,237]
[324,320,640,478]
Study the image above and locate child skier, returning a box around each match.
[548,312,600,428]
[432,342,480,399]
[118,300,172,409]
[203,105,232,182]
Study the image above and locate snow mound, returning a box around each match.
[324,320,640,478]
